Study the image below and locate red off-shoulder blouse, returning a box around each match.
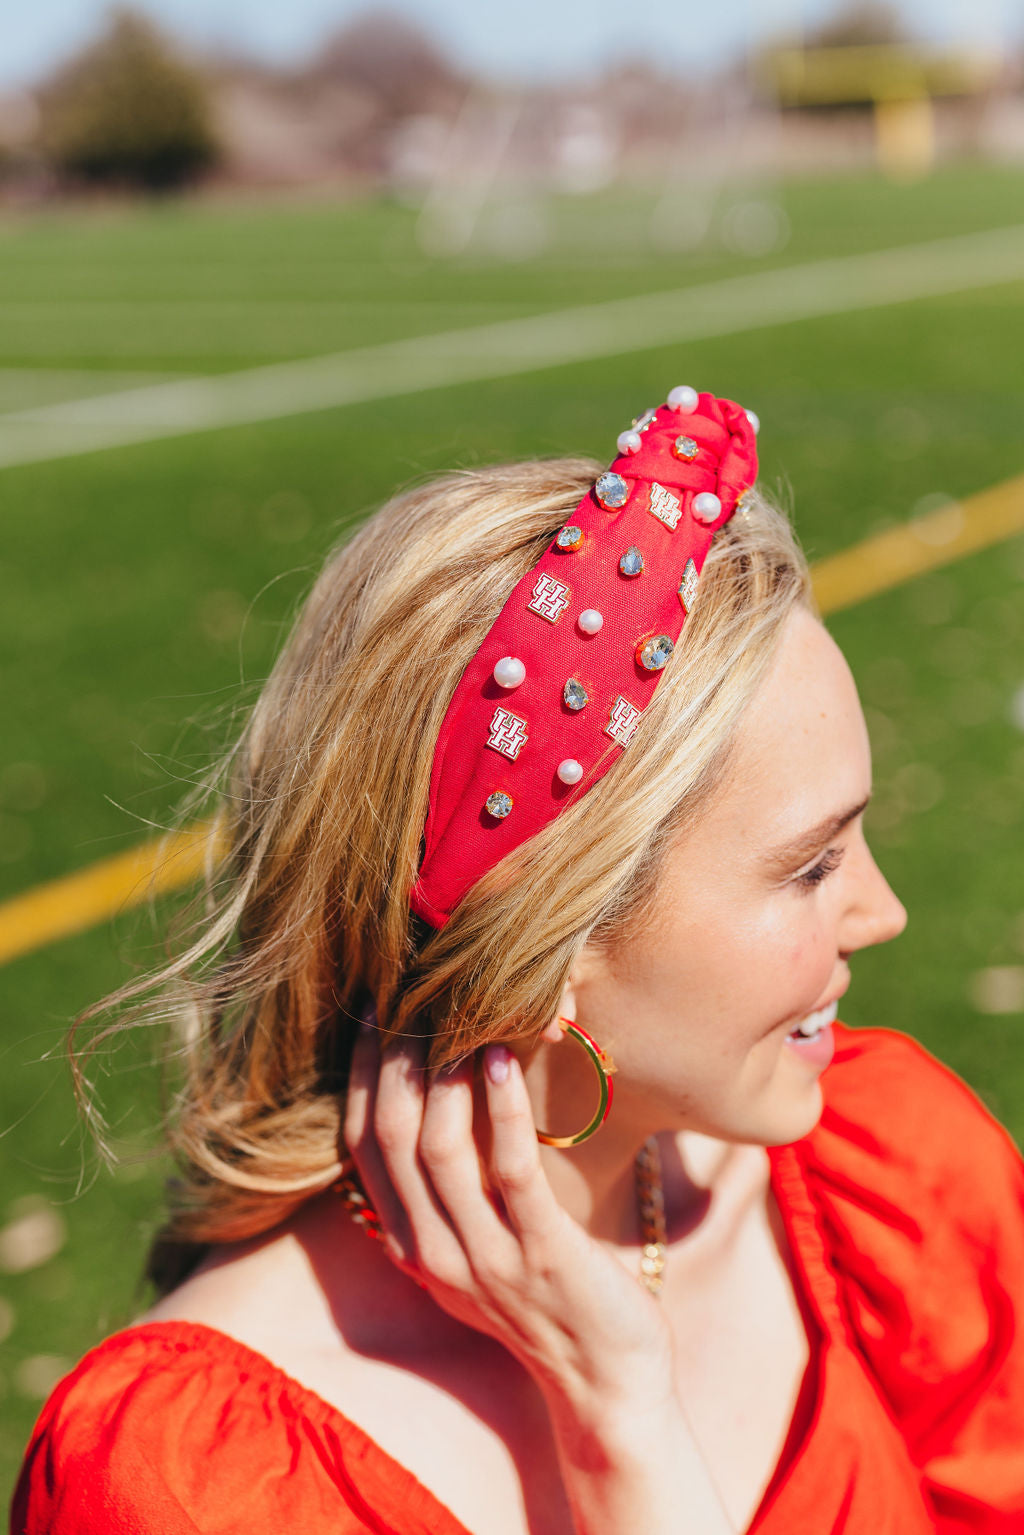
[11,1024,1024,1533]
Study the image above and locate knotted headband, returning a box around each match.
[410,386,760,929]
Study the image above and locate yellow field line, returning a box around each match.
[1,467,1023,969]
[0,821,219,966]
[811,470,1024,614]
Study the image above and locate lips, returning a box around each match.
[786,998,839,1041]
[783,1017,835,1069]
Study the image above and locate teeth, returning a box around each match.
[788,1000,838,1040]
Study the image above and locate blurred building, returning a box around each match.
[0,4,1022,204]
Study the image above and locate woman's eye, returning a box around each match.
[795,847,844,891]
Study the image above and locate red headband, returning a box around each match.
[410,387,759,929]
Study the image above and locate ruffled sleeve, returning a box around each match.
[10,1323,471,1535]
[802,1024,1024,1529]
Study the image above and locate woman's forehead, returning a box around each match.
[693,613,870,855]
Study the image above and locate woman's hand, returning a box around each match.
[344,1017,738,1533]
[342,1017,673,1412]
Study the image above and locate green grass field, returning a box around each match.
[2,163,1024,1496]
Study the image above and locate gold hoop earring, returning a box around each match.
[535,1018,617,1148]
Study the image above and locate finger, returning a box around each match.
[343,1019,415,1265]
[418,1055,517,1260]
[373,1031,472,1288]
[483,1045,561,1241]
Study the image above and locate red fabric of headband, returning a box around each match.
[410,388,759,929]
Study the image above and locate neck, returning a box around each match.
[522,1046,751,1251]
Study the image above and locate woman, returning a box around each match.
[12,390,1024,1534]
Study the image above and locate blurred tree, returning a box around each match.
[38,8,218,192]
[307,11,465,120]
[291,9,467,178]
[804,0,910,48]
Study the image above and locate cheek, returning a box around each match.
[734,904,838,1029]
[785,913,837,986]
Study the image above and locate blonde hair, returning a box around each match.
[73,456,813,1292]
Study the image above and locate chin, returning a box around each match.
[746,1080,825,1149]
[685,1081,825,1150]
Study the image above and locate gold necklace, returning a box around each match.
[635,1136,668,1294]
[335,1136,669,1295]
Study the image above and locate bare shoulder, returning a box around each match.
[135,1192,514,1418]
[134,1198,471,1460]
[135,1196,562,1535]
[136,1195,369,1375]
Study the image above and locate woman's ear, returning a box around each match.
[542,970,579,1041]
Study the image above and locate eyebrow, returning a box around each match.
[763,793,872,872]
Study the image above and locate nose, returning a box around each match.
[840,832,908,953]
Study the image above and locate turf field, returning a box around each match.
[1,162,1024,1495]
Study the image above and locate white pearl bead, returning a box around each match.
[667,385,699,413]
[493,656,526,689]
[557,758,584,785]
[577,608,604,634]
[692,492,722,524]
[616,429,642,455]
[745,409,760,435]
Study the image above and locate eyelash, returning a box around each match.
[795,846,845,891]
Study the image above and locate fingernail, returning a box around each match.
[485,1044,512,1085]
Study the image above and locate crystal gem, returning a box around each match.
[563,678,589,711]
[578,608,604,634]
[493,656,526,689]
[667,385,699,413]
[595,471,630,510]
[557,758,584,785]
[619,546,644,577]
[485,791,513,819]
[637,634,674,671]
[555,524,583,551]
[692,491,722,524]
[672,435,699,461]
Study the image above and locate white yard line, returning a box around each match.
[0,367,183,412]
[1,222,1022,471]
